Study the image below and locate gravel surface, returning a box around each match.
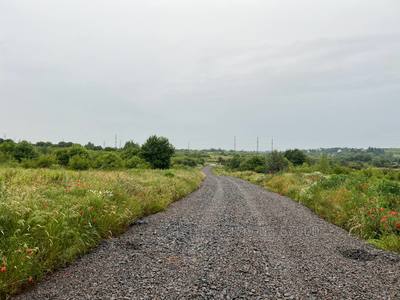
[15,167,400,299]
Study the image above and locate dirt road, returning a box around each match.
[16,167,400,299]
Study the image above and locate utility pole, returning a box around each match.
[234,136,237,152]
[256,136,259,153]
[188,142,190,151]
[103,141,106,149]
[271,137,274,152]
[114,134,118,149]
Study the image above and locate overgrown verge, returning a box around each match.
[0,168,204,297]
[215,168,400,253]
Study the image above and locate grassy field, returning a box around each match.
[216,168,400,253]
[0,167,204,297]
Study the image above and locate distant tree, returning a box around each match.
[266,151,289,173]
[141,135,175,169]
[284,149,308,166]
[57,141,75,148]
[55,146,88,166]
[85,142,102,151]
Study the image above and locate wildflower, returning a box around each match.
[380,208,385,212]
[380,216,388,223]
[389,211,398,216]
[396,222,400,230]
[0,266,6,273]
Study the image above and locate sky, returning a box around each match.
[1,0,399,150]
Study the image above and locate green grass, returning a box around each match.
[0,167,204,297]
[216,167,400,253]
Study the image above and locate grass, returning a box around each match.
[215,167,400,253]
[0,167,204,297]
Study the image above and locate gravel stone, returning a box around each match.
[14,167,400,299]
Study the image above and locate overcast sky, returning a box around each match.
[1,0,399,150]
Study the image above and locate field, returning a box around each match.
[216,167,400,253]
[0,167,204,297]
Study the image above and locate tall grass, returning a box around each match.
[0,168,204,297]
[216,168,400,253]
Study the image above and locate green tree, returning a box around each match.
[141,136,175,169]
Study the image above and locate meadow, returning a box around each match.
[0,167,204,297]
[216,167,400,253]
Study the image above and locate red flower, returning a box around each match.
[389,211,398,216]
[396,222,400,230]
[381,216,388,223]
[0,266,6,273]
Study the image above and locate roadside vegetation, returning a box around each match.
[0,136,205,297]
[216,149,400,253]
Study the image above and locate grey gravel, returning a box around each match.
[15,167,400,299]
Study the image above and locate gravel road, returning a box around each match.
[15,167,400,299]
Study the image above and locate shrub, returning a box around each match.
[284,149,308,166]
[266,151,289,173]
[172,156,198,168]
[239,156,266,173]
[125,156,148,169]
[94,152,123,170]
[141,136,175,169]
[68,156,90,170]
[12,141,38,162]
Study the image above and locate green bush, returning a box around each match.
[125,156,148,169]
[141,136,175,169]
[68,156,90,170]
[284,149,308,166]
[239,156,266,173]
[94,152,123,170]
[266,151,289,173]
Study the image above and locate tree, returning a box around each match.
[266,151,289,173]
[141,135,175,169]
[284,149,308,166]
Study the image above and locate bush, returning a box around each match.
[125,156,148,169]
[68,156,90,170]
[12,141,38,162]
[239,156,266,173]
[122,141,141,159]
[172,156,198,167]
[266,151,289,173]
[22,155,56,169]
[55,146,88,166]
[141,136,175,169]
[94,152,123,170]
[284,149,308,166]
[226,155,241,170]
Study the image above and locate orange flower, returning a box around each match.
[381,216,388,223]
[389,211,398,216]
[0,266,6,273]
[380,208,385,212]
